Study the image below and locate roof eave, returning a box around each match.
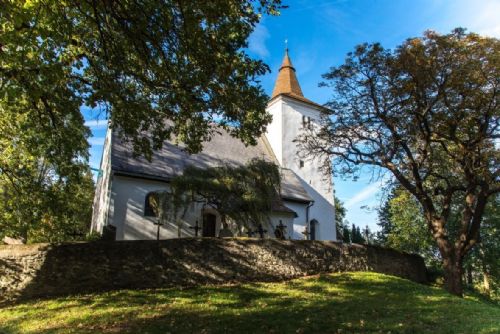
[112,169,171,183]
[269,93,330,112]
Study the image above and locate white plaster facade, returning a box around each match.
[265,96,336,241]
[98,174,296,240]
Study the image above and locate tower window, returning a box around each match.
[302,115,312,129]
[299,160,304,168]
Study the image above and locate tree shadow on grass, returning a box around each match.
[1,273,499,334]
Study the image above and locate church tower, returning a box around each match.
[265,49,336,241]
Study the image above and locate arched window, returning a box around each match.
[144,192,157,217]
[310,219,319,241]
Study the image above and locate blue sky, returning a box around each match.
[83,0,500,232]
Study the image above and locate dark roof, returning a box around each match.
[271,199,298,216]
[111,128,312,203]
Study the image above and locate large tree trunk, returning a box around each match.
[442,255,464,296]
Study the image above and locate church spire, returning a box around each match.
[271,48,304,99]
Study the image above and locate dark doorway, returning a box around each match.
[310,219,318,241]
[202,213,217,237]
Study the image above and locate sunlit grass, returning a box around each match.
[0,272,498,333]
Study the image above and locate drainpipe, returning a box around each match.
[305,200,315,240]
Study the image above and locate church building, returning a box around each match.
[91,50,337,241]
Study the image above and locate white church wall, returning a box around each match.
[109,176,171,240]
[109,176,207,240]
[266,96,337,241]
[109,175,238,240]
[107,175,307,240]
[282,200,307,239]
[265,98,283,165]
[267,213,296,239]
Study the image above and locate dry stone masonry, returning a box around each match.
[0,239,427,304]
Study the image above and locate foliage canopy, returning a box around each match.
[0,0,282,241]
[149,159,281,234]
[301,28,500,295]
[1,0,283,157]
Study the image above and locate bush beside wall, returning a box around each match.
[0,239,427,304]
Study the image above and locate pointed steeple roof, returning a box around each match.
[271,49,304,98]
[270,49,326,110]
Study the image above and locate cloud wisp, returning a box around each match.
[84,120,108,129]
[345,181,382,210]
[248,22,270,58]
[88,137,105,146]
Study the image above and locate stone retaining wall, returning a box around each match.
[0,239,427,304]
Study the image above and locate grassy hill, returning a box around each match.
[0,272,498,334]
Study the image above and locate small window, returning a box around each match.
[299,160,304,168]
[144,193,157,217]
[302,115,312,129]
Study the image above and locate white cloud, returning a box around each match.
[444,0,500,37]
[88,137,105,146]
[345,182,381,209]
[470,0,500,37]
[479,25,500,38]
[84,119,108,129]
[248,22,270,58]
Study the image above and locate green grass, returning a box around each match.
[0,272,499,334]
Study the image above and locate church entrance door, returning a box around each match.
[202,213,217,237]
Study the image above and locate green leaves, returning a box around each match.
[302,28,500,295]
[0,0,282,241]
[2,0,281,157]
[166,159,281,230]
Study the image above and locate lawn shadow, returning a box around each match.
[2,272,497,334]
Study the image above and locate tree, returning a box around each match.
[1,1,282,240]
[0,88,94,242]
[342,224,351,243]
[378,186,500,297]
[349,223,365,244]
[334,196,347,238]
[463,196,500,296]
[0,160,94,243]
[376,190,394,245]
[362,225,375,245]
[300,29,499,295]
[151,159,281,235]
[1,1,283,157]
[377,186,440,265]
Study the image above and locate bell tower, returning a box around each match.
[265,48,336,241]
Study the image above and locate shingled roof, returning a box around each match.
[270,49,328,110]
[111,128,313,203]
[271,49,304,98]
